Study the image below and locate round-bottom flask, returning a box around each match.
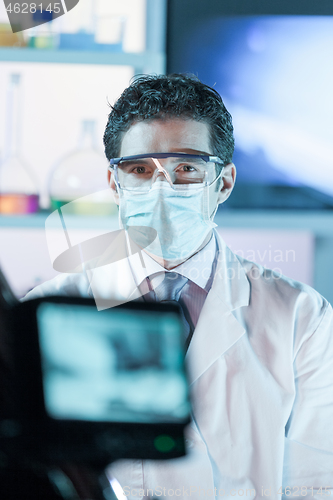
[0,156,39,214]
[0,73,39,214]
[49,120,116,216]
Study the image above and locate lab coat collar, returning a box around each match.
[86,250,146,309]
[185,233,250,385]
[211,231,250,311]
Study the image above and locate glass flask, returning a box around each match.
[0,23,26,47]
[27,19,59,49]
[0,74,39,214]
[49,120,116,216]
[59,0,96,51]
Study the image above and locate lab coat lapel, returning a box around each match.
[186,236,250,386]
[86,250,146,310]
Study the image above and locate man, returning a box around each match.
[25,75,333,498]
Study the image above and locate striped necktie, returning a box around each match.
[154,272,188,302]
[154,272,193,342]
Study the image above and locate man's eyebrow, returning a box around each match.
[172,149,211,155]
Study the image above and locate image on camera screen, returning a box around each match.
[36,303,189,423]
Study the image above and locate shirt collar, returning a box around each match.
[131,233,217,291]
[172,233,216,289]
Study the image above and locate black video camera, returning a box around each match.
[0,269,190,497]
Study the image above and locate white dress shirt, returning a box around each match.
[129,233,218,329]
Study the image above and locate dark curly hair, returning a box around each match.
[103,74,234,164]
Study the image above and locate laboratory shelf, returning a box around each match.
[1,210,333,234]
[0,213,118,229]
[215,209,333,236]
[0,48,166,73]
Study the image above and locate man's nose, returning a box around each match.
[155,170,169,182]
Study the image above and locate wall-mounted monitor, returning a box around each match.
[167,0,333,209]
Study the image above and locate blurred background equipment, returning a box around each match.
[0,73,39,214]
[0,23,26,47]
[49,119,114,215]
[0,0,333,303]
[0,0,162,210]
[168,3,333,209]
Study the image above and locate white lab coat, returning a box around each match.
[24,234,333,499]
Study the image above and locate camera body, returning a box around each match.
[0,277,190,469]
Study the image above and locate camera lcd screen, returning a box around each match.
[36,302,189,424]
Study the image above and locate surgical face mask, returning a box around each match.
[117,180,219,262]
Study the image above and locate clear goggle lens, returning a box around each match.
[109,154,224,191]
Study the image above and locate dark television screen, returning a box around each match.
[167,1,333,209]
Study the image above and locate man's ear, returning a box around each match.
[218,163,236,204]
[107,169,119,205]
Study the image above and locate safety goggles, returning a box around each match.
[109,153,225,192]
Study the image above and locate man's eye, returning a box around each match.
[133,166,147,174]
[178,164,196,172]
[119,161,152,174]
